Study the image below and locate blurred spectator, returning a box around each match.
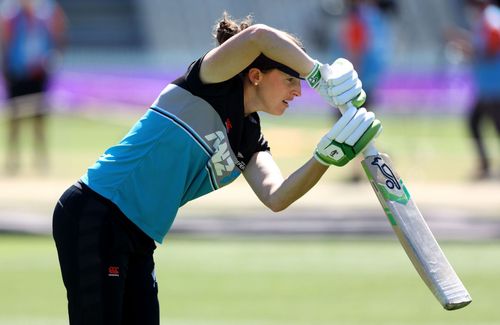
[339,0,395,108]
[0,0,66,175]
[447,0,500,180]
[337,0,396,181]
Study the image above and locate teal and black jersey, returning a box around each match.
[81,57,270,243]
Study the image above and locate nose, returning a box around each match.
[292,82,302,97]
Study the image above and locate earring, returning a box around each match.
[254,82,258,86]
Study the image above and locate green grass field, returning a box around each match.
[0,110,499,324]
[0,235,498,325]
[0,110,498,181]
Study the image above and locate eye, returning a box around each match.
[286,77,300,87]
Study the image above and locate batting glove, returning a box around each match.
[306,59,366,108]
[314,105,382,166]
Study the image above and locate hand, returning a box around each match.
[314,105,382,166]
[306,58,366,108]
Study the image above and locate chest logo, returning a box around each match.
[205,131,235,176]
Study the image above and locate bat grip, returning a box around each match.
[339,103,379,157]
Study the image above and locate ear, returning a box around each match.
[248,68,263,85]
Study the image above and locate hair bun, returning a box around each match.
[213,12,253,45]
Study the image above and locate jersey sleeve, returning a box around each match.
[239,112,271,166]
[180,55,234,97]
[257,133,271,153]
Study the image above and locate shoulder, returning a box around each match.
[176,55,242,97]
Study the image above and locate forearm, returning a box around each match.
[244,152,328,212]
[201,24,316,83]
[251,24,316,76]
[269,158,328,211]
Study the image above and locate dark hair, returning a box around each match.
[213,11,253,45]
[213,11,303,48]
[213,12,304,79]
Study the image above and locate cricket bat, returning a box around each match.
[341,103,472,310]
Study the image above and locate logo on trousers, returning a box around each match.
[108,266,120,277]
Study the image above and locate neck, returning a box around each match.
[243,81,260,116]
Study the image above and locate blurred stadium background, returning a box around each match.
[0,0,499,324]
[6,0,480,113]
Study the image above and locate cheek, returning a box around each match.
[261,86,280,103]
[258,80,288,112]
[268,83,288,99]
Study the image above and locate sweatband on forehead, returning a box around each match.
[247,54,304,80]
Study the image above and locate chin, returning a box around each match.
[270,109,286,116]
[272,104,288,116]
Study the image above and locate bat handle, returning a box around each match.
[338,103,379,158]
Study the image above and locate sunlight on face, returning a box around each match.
[259,69,302,116]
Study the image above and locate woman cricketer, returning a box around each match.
[53,13,382,325]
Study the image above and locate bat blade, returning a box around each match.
[361,153,472,310]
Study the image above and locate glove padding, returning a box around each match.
[306,58,366,108]
[314,105,382,166]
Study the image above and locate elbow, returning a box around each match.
[246,24,272,36]
[266,199,290,213]
[245,24,276,50]
[270,205,287,213]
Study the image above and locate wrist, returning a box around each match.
[306,61,321,89]
[313,152,332,167]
